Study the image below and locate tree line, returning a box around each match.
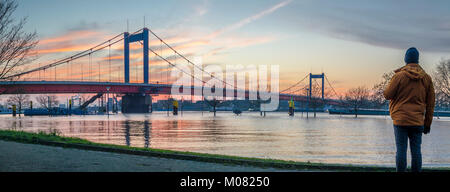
[340,59,450,117]
[0,89,60,116]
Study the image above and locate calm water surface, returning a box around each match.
[1,112,449,167]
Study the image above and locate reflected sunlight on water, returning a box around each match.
[1,112,449,167]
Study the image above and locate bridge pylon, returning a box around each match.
[306,73,325,116]
[308,73,325,101]
[124,28,149,84]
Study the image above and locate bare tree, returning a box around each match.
[80,94,90,104]
[6,88,30,116]
[433,59,450,110]
[344,86,370,118]
[371,71,394,109]
[307,81,330,118]
[204,97,223,117]
[0,0,38,80]
[36,95,59,110]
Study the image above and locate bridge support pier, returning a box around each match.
[121,94,152,113]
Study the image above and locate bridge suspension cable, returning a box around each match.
[289,85,308,95]
[280,74,309,94]
[4,26,340,100]
[3,29,145,80]
[324,74,339,98]
[148,44,209,86]
[146,28,236,89]
[3,33,122,80]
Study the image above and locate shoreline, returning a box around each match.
[0,129,448,172]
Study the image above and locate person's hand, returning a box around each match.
[423,125,431,134]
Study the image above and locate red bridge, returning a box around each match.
[0,28,342,113]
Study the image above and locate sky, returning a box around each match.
[13,0,450,94]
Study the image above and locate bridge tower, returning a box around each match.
[308,73,325,101]
[306,73,325,116]
[122,28,152,113]
[124,28,149,84]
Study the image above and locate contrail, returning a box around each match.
[207,0,292,39]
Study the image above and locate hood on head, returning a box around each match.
[394,63,426,80]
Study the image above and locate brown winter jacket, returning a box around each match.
[383,63,435,127]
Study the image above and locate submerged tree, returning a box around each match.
[6,88,30,116]
[0,0,38,80]
[36,95,59,110]
[344,86,370,118]
[204,97,223,117]
[307,80,330,118]
[433,59,450,110]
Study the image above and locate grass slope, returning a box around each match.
[0,130,448,172]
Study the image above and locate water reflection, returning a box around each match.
[125,121,130,147]
[144,120,150,148]
[121,120,151,148]
[0,112,449,167]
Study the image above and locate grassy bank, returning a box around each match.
[0,129,448,172]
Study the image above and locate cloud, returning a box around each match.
[160,0,210,33]
[37,30,107,54]
[29,0,288,80]
[104,0,289,60]
[158,0,290,57]
[36,44,96,54]
[66,21,101,31]
[194,0,209,17]
[206,0,292,39]
[204,36,277,56]
[287,1,450,53]
[39,30,101,45]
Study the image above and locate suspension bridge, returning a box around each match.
[0,27,341,113]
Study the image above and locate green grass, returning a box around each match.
[0,129,448,172]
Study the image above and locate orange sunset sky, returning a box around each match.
[11,0,450,96]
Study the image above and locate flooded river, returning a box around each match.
[1,112,449,167]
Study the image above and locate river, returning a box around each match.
[1,112,449,167]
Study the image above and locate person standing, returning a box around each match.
[384,47,435,172]
[288,98,295,116]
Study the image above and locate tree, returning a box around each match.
[307,80,330,118]
[6,88,30,116]
[344,86,370,118]
[204,97,223,117]
[80,94,90,104]
[0,0,38,80]
[36,95,59,110]
[371,71,394,109]
[433,59,450,110]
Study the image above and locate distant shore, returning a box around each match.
[0,130,449,172]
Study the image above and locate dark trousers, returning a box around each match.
[173,106,178,115]
[289,107,294,116]
[393,125,424,172]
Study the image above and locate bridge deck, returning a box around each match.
[0,81,339,104]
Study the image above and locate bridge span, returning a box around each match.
[0,80,330,103]
[1,27,342,113]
